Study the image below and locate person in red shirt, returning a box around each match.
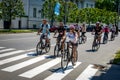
[103,25,110,39]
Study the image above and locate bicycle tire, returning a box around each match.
[92,42,95,51]
[54,45,59,57]
[103,36,107,44]
[45,42,50,53]
[61,50,69,70]
[36,41,43,55]
[71,50,78,66]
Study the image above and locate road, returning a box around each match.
[0,32,120,80]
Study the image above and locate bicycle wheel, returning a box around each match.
[96,42,100,51]
[36,41,43,55]
[103,36,107,44]
[103,36,106,44]
[111,34,115,41]
[92,42,95,51]
[61,48,69,70]
[71,50,78,66]
[54,44,59,57]
[45,42,50,53]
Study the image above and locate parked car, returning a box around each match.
[49,25,58,32]
[86,24,95,32]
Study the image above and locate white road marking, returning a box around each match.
[0,47,5,49]
[76,65,98,80]
[19,58,61,78]
[44,62,81,80]
[0,48,15,53]
[0,50,25,58]
[1,54,48,72]
[0,54,28,65]
[51,44,56,46]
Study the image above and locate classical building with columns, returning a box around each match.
[0,0,95,29]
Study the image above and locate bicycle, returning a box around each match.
[36,33,51,55]
[103,33,108,44]
[61,41,78,71]
[79,35,87,44]
[92,34,100,51]
[54,37,66,57]
[111,32,115,41]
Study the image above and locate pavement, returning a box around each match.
[0,32,120,80]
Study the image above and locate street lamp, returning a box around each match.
[64,0,68,25]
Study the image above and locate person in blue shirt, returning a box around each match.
[37,19,50,43]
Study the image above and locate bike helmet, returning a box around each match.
[69,25,75,30]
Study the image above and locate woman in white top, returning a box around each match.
[66,25,78,65]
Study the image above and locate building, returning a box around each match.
[0,0,95,29]
[77,0,95,8]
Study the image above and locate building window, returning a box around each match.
[33,24,36,29]
[91,4,93,8]
[33,8,37,18]
[86,3,89,8]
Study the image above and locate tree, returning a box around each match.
[0,2,2,19]
[42,0,56,25]
[1,0,25,29]
[42,0,78,24]
[95,0,116,12]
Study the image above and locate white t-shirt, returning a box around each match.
[66,32,78,43]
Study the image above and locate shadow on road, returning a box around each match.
[91,64,120,80]
[86,49,98,52]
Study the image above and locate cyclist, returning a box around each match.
[37,19,50,44]
[111,24,116,40]
[66,25,78,65]
[92,22,102,44]
[81,23,87,37]
[53,22,66,51]
[103,25,110,40]
[74,23,81,38]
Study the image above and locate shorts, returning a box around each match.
[40,33,50,39]
[94,34,101,39]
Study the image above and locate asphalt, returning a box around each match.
[0,32,120,80]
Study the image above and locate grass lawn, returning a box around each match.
[113,50,120,64]
[0,29,37,34]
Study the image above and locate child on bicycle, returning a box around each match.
[66,25,78,65]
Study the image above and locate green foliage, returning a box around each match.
[78,8,117,24]
[0,29,36,34]
[113,50,120,64]
[0,2,2,19]
[1,0,25,21]
[95,0,116,12]
[42,0,117,24]
[42,0,78,22]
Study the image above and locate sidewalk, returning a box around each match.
[92,64,120,80]
[103,64,120,80]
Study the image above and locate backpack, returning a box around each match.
[41,24,49,29]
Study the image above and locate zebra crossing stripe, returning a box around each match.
[0,54,28,65]
[44,62,81,80]
[1,54,49,72]
[19,58,61,78]
[76,65,98,80]
[0,47,5,49]
[0,50,25,58]
[0,48,15,53]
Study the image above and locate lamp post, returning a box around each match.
[64,0,68,25]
